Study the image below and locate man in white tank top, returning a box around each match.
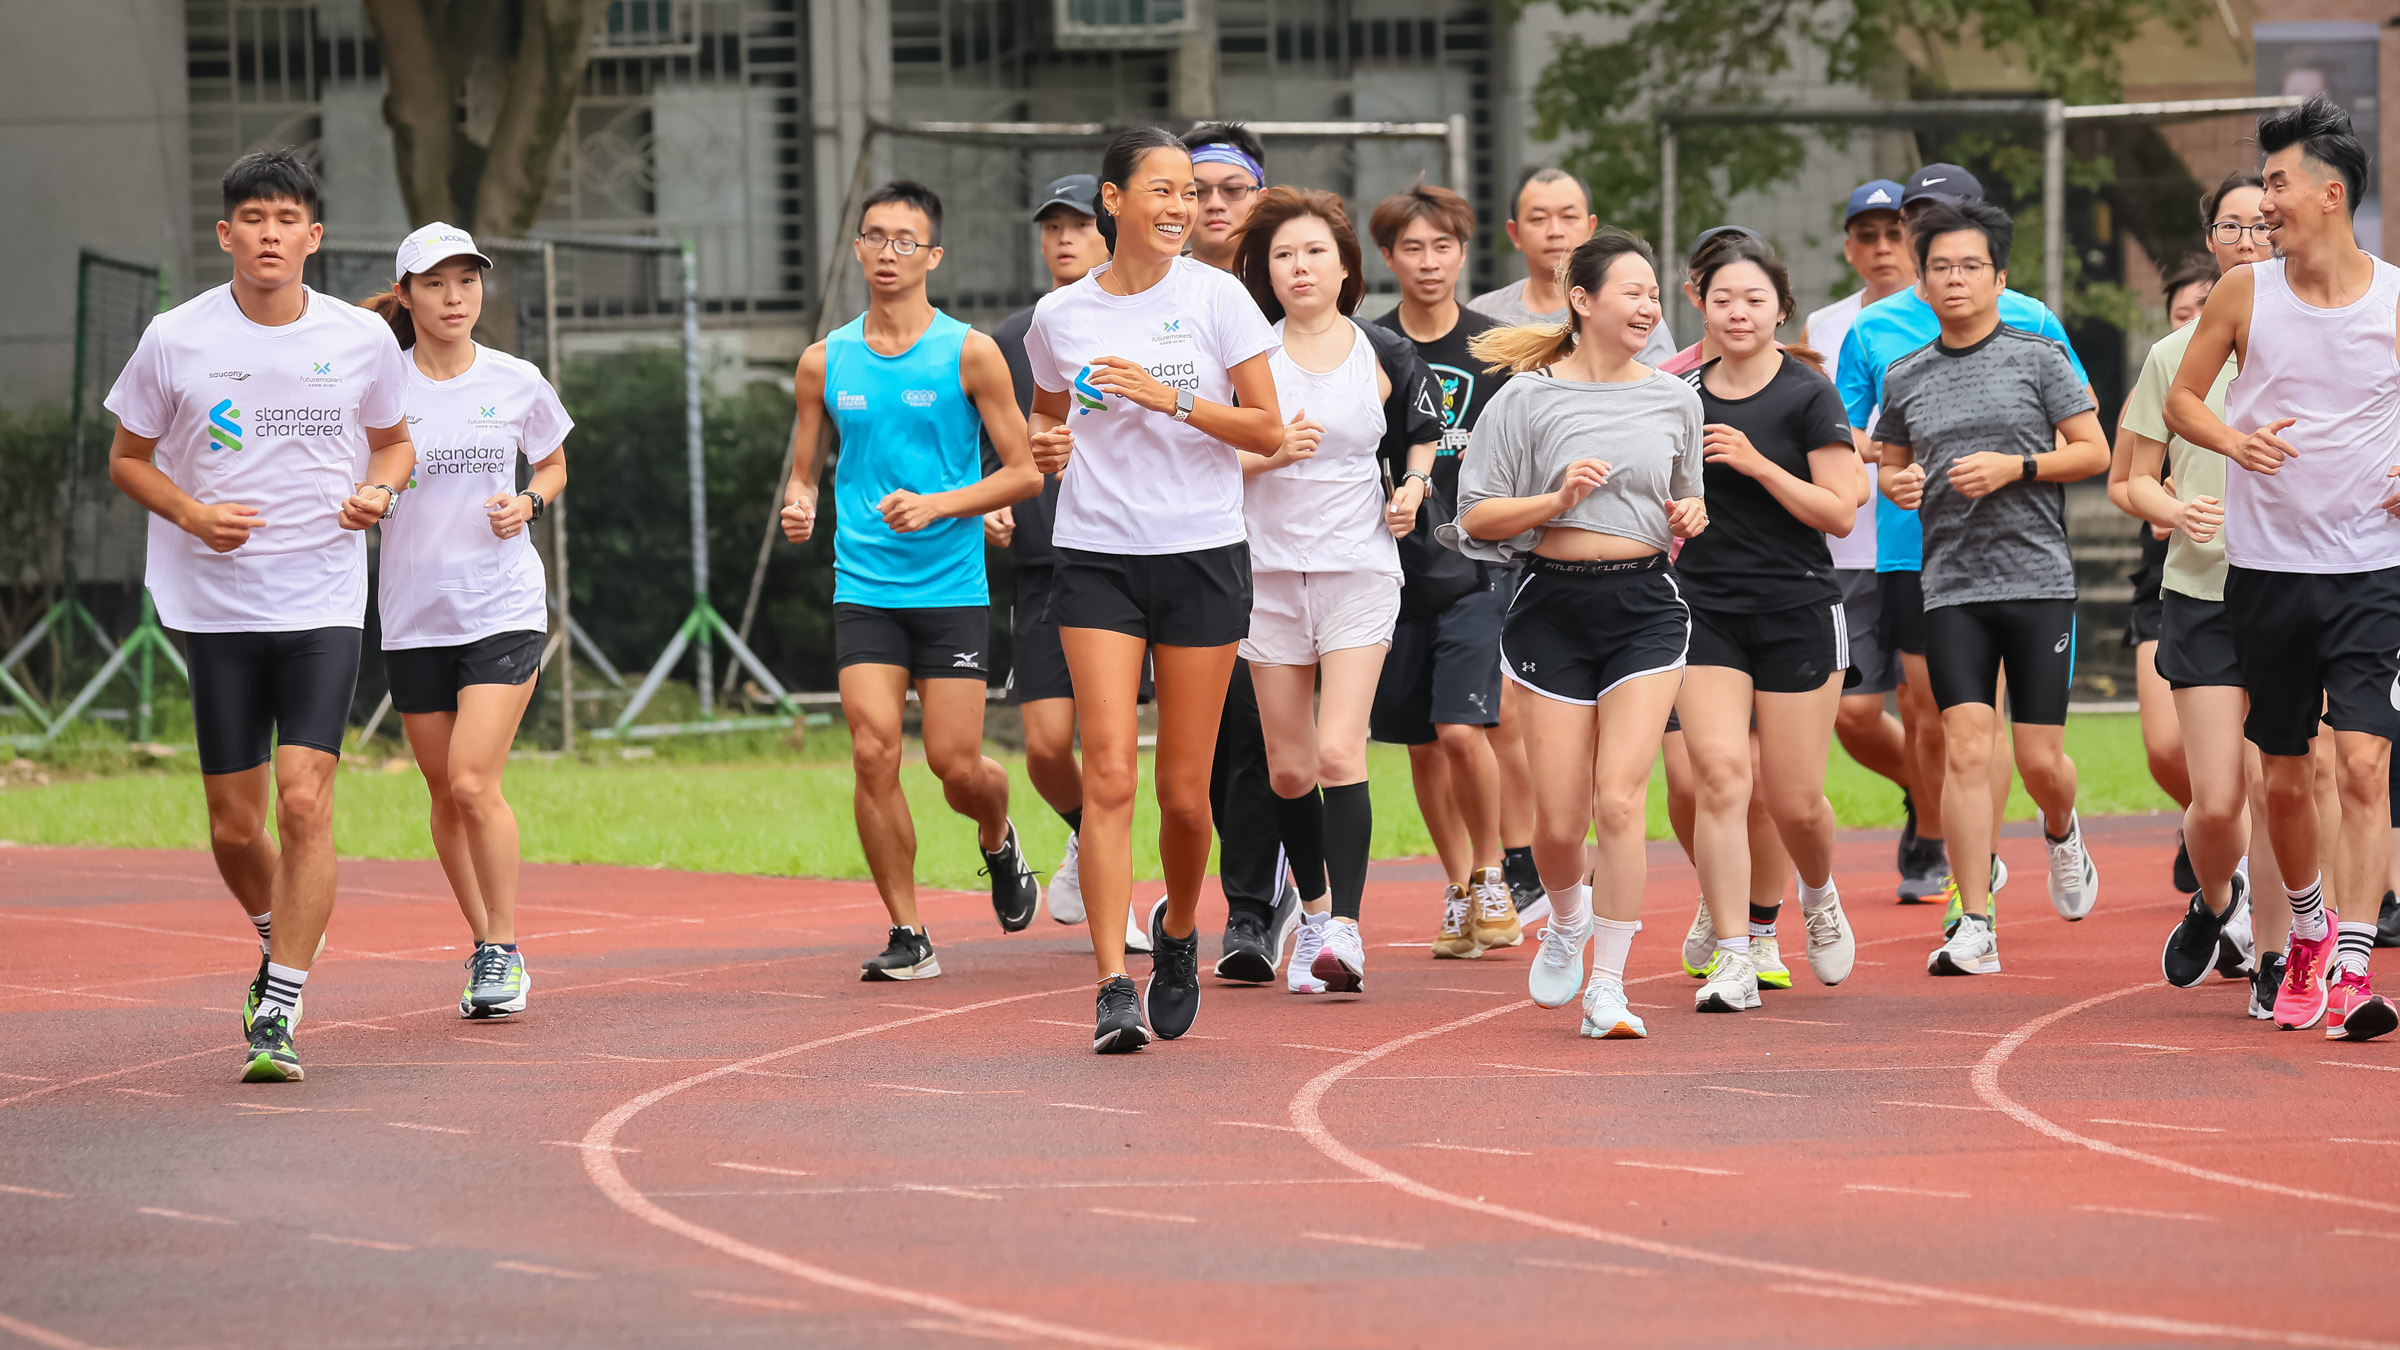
[2166,96,2399,1042]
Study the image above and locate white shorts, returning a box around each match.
[1239,569,1402,667]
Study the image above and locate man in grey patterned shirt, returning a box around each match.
[1874,200,2110,978]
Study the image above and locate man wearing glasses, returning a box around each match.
[1182,122,1269,272]
[782,180,1046,981]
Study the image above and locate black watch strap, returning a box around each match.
[2020,453,2039,482]
[519,488,546,520]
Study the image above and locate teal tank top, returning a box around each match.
[824,310,987,608]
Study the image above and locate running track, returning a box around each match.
[1,816,2394,1349]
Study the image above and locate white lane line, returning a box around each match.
[1517,1257,1655,1276]
[0,1184,69,1199]
[1430,987,1508,995]
[389,1122,472,1135]
[2092,1042,2188,1051]
[1089,1207,1197,1224]
[1751,1016,1844,1026]
[1218,1121,1303,1133]
[0,1308,105,1350]
[454,1036,517,1047]
[1926,1029,2007,1038]
[1845,1183,1971,1199]
[139,1206,234,1224]
[646,1178,1377,1199]
[693,1289,811,1311]
[1032,1019,1091,1029]
[880,1003,951,1012]
[310,1233,413,1251]
[112,1088,179,1098]
[545,1140,641,1153]
[729,1068,811,1081]
[1302,1231,1423,1251]
[494,1260,599,1280]
[1385,943,1434,948]
[2322,1061,2400,1073]
[2075,1205,2218,1223]
[745,990,829,999]
[717,1162,812,1178]
[2088,1118,2223,1134]
[1479,1062,1585,1076]
[1049,1102,1142,1115]
[1282,1044,1371,1055]
[2330,1138,2400,1147]
[1771,1282,1919,1307]
[1700,1085,1805,1099]
[2333,1228,2400,1241]
[228,1101,308,1113]
[903,1319,1035,1342]
[871,1083,969,1095]
[1879,1100,1998,1112]
[899,1184,1004,1202]
[0,1073,53,1082]
[1413,1143,1532,1157]
[1616,1161,1739,1177]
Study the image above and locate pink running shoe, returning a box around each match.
[2325,967,2399,1042]
[2274,929,2334,1031]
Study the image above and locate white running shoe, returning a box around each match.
[1288,916,1329,994]
[1528,917,1590,1009]
[1680,898,1715,978]
[1928,912,2000,975]
[1801,890,1856,986]
[1694,948,1761,1012]
[1124,897,1155,954]
[2040,811,2098,920]
[1581,976,1648,1039]
[1047,833,1085,924]
[1313,918,1366,993]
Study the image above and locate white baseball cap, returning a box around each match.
[394,221,495,281]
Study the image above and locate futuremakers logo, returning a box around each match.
[1071,365,1106,414]
[208,399,242,452]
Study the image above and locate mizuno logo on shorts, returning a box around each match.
[953,651,981,668]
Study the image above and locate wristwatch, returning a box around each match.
[1171,387,1196,423]
[2019,453,2039,482]
[519,488,547,521]
[365,483,397,517]
[1403,471,1432,488]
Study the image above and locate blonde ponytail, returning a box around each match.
[1469,318,1578,375]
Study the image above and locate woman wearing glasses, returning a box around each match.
[1022,128,1285,1052]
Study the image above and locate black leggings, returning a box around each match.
[1211,661,1287,921]
[183,627,362,775]
[1923,599,2074,726]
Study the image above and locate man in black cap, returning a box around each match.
[983,175,1125,942]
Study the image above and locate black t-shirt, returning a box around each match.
[1369,306,1514,514]
[982,302,1062,570]
[1672,355,1850,612]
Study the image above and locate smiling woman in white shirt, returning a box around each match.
[362,223,569,1024]
[1022,127,1286,1053]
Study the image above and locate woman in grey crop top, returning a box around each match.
[1439,229,1705,1043]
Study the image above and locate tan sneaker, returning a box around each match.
[1469,866,1524,950]
[1432,884,1479,959]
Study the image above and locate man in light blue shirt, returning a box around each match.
[1835,162,2090,911]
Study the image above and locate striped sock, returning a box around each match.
[2288,876,2328,942]
[2335,921,2376,977]
[1747,902,1779,938]
[247,910,272,953]
[255,962,307,1023]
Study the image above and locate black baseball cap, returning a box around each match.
[1687,223,1761,262]
[1901,164,1982,207]
[1034,174,1099,221]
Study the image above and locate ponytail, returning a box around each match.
[1468,228,1658,375]
[359,286,416,350]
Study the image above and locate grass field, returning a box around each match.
[0,712,2175,891]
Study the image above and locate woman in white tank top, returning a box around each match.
[1231,188,1425,996]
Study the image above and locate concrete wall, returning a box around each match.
[0,0,192,410]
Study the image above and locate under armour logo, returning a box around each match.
[953,651,981,668]
[1519,660,1537,674]
[2053,634,2071,653]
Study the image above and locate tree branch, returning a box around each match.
[362,0,453,227]
[476,0,610,238]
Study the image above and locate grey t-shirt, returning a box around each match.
[1468,277,1680,366]
[1441,369,1705,561]
[1872,324,2095,609]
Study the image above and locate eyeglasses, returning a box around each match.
[855,233,925,255]
[1925,260,1994,280]
[2209,220,2277,244]
[1196,183,1260,205]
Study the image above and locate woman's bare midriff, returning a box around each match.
[1532,525,1661,563]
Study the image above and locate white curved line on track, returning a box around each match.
[1288,997,2399,1350]
[1972,981,2400,1215]
[578,985,1190,1350]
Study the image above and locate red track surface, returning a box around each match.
[3,816,2396,1349]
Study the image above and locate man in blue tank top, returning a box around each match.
[783,180,1045,981]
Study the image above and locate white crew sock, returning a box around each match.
[1798,874,1838,911]
[255,961,307,1023]
[1591,916,1640,982]
[1547,884,1592,932]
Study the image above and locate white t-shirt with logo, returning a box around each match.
[104,285,410,633]
[1022,257,1279,555]
[378,344,572,649]
[1802,288,1878,571]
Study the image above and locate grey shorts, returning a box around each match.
[1838,569,1899,696]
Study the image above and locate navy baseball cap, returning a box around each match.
[1034,174,1099,220]
[1902,164,1982,207]
[1844,179,1905,223]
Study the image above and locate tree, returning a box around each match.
[361,0,612,238]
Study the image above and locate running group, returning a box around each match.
[106,97,2400,1081]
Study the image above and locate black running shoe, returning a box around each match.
[980,822,1041,933]
[1214,910,1275,984]
[2249,950,2285,1021]
[242,953,270,1034]
[2162,874,2243,989]
[860,926,940,981]
[2378,890,2400,949]
[1093,974,1151,1054]
[1504,852,1546,921]
[1897,790,1920,874]
[240,1011,302,1083]
[2171,831,2198,896]
[1142,896,1202,1040]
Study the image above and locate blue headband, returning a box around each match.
[1190,143,1265,187]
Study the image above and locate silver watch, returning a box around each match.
[1171,387,1195,423]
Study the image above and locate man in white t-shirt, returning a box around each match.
[105,149,415,1084]
[1799,179,1930,894]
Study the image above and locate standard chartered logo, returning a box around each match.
[208,399,242,452]
[1071,365,1106,414]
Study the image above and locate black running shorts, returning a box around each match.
[2157,591,2240,691]
[1876,567,1928,657]
[1370,577,1505,745]
[1686,601,1849,695]
[183,626,363,776]
[1922,598,2076,726]
[385,629,545,715]
[1500,554,1688,705]
[1047,543,1250,648]
[2225,564,2400,756]
[835,603,991,680]
[1009,567,1073,702]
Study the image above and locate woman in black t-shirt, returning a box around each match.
[1672,238,1864,1014]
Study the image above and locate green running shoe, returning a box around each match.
[241,1011,303,1083]
[462,943,530,1019]
[241,932,324,1033]
[1941,862,2003,939]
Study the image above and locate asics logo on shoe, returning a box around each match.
[952,651,982,668]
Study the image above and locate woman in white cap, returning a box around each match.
[362,223,570,1021]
